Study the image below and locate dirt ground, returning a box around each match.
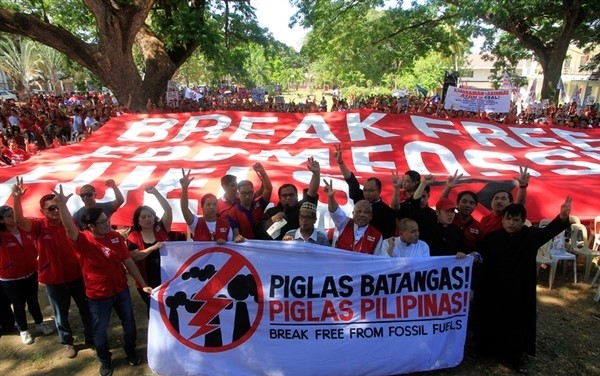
[1,267,599,376]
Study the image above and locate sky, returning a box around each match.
[252,0,307,51]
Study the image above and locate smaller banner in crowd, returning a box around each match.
[148,241,473,376]
[166,81,179,108]
[444,86,510,113]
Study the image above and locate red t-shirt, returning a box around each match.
[227,198,268,239]
[453,215,484,253]
[217,196,239,218]
[30,219,82,284]
[74,230,130,299]
[0,230,37,280]
[480,212,503,236]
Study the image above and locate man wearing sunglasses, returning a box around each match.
[11,177,93,359]
[72,179,125,229]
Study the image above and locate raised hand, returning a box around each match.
[179,168,194,189]
[253,162,266,177]
[307,157,320,174]
[516,165,530,187]
[559,196,572,220]
[323,179,335,197]
[105,179,117,188]
[145,186,158,194]
[51,185,73,205]
[333,144,343,164]
[391,171,402,189]
[11,176,27,198]
[423,174,435,186]
[446,170,463,189]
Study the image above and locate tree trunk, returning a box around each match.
[539,57,563,103]
[0,3,193,112]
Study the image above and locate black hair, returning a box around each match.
[220,174,236,187]
[493,190,513,202]
[80,184,95,193]
[502,203,526,220]
[278,184,298,197]
[404,170,421,183]
[81,207,104,227]
[132,205,158,232]
[365,177,382,191]
[237,180,253,190]
[457,190,479,205]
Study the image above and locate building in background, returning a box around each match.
[461,45,599,106]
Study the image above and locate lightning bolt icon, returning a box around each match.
[187,256,244,340]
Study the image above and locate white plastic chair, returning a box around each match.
[592,215,600,252]
[588,216,600,286]
[564,215,581,246]
[569,223,600,283]
[536,221,577,289]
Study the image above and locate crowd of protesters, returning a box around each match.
[1,86,598,167]
[0,85,596,375]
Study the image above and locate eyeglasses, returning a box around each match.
[45,205,59,212]
[80,192,94,198]
[299,215,316,221]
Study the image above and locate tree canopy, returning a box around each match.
[0,0,268,109]
[291,0,599,101]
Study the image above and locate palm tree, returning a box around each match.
[36,44,66,92]
[0,35,41,95]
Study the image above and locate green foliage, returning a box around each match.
[291,1,469,91]
[0,35,41,91]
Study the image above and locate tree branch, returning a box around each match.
[372,12,458,45]
[0,9,99,72]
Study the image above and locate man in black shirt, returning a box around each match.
[257,157,320,240]
[332,145,396,239]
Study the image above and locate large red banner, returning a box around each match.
[1,110,598,230]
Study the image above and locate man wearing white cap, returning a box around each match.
[282,202,329,246]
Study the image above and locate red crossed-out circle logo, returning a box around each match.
[158,246,263,352]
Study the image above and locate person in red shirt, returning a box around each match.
[227,163,273,241]
[217,174,239,217]
[5,139,30,164]
[480,166,529,235]
[439,171,484,253]
[0,205,55,345]
[390,170,421,210]
[0,144,14,166]
[12,178,92,359]
[324,179,382,255]
[54,185,151,376]
[127,186,172,311]
[179,169,234,243]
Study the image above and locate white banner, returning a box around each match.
[148,241,473,376]
[444,86,511,113]
[166,80,179,108]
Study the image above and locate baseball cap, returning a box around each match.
[435,198,457,212]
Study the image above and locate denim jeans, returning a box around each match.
[88,288,137,365]
[1,273,43,332]
[45,277,93,345]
